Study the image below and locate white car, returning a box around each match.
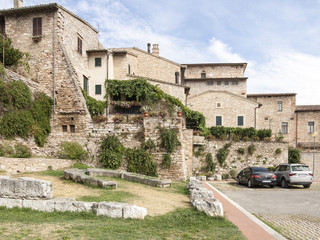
[274,164,313,188]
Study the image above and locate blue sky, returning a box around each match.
[1,0,320,105]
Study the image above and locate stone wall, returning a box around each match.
[192,140,289,176]
[296,111,320,145]
[0,157,74,174]
[300,152,320,181]
[183,64,245,78]
[188,91,258,127]
[248,95,296,145]
[186,79,247,97]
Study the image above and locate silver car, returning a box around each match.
[274,164,313,188]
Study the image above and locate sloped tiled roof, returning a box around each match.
[295,105,320,112]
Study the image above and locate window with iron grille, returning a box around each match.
[33,17,42,36]
[201,72,206,78]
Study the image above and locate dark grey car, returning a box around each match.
[236,167,277,188]
[274,163,313,188]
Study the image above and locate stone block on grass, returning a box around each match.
[123,205,148,219]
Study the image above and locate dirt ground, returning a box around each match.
[12,174,190,217]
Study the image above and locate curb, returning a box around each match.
[205,182,287,240]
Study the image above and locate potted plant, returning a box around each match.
[141,106,151,117]
[176,108,183,117]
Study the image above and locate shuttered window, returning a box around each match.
[83,75,88,92]
[238,116,244,126]
[33,17,42,36]
[216,116,222,126]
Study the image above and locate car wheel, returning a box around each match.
[236,177,240,185]
[248,179,253,188]
[303,184,311,188]
[281,178,288,188]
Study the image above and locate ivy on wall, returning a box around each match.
[0,80,53,147]
[81,89,106,117]
[106,79,206,129]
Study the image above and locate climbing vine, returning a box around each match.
[205,153,216,172]
[106,79,206,129]
[81,89,106,117]
[98,135,125,169]
[217,143,231,166]
[160,128,181,154]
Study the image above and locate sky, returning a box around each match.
[1,0,320,105]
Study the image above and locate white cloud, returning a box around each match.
[247,49,320,105]
[208,37,245,63]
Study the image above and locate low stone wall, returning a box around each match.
[0,157,75,174]
[0,176,147,219]
[86,168,172,188]
[64,169,117,188]
[187,178,223,217]
[193,140,289,176]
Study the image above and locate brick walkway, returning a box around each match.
[257,214,320,240]
[204,182,285,240]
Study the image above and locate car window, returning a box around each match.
[275,166,280,171]
[252,167,269,173]
[278,165,286,171]
[292,166,310,171]
[285,166,290,171]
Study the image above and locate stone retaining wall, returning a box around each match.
[0,157,75,174]
[0,176,147,219]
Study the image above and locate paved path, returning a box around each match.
[204,182,285,240]
[210,181,320,240]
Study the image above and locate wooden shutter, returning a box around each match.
[33,18,42,36]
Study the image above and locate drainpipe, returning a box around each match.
[254,104,262,128]
[52,12,56,120]
[295,112,298,147]
[105,52,109,115]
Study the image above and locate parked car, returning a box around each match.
[236,167,277,188]
[274,163,313,188]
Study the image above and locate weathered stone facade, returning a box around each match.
[188,91,259,127]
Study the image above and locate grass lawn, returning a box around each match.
[0,167,246,240]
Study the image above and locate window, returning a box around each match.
[128,64,131,74]
[216,116,222,126]
[207,81,213,85]
[216,103,221,108]
[232,81,238,85]
[201,72,206,78]
[277,101,283,112]
[224,81,229,85]
[308,121,314,133]
[83,75,88,92]
[217,81,221,85]
[237,116,244,126]
[281,122,288,134]
[95,58,101,67]
[77,36,82,54]
[33,17,42,36]
[175,72,179,84]
[95,85,102,95]
[62,125,68,132]
[70,125,75,133]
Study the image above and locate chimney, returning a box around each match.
[152,44,159,56]
[14,0,23,8]
[147,43,151,53]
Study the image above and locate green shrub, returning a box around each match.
[0,110,33,139]
[161,153,172,169]
[9,80,32,109]
[142,138,156,152]
[194,146,205,158]
[268,166,276,172]
[0,143,14,156]
[0,144,4,157]
[205,153,216,172]
[125,148,157,176]
[288,147,301,163]
[217,143,231,166]
[160,128,181,153]
[59,142,88,161]
[275,148,282,155]
[229,169,238,179]
[257,129,272,141]
[13,143,32,158]
[247,144,256,156]
[82,89,106,117]
[98,135,125,169]
[237,148,245,155]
